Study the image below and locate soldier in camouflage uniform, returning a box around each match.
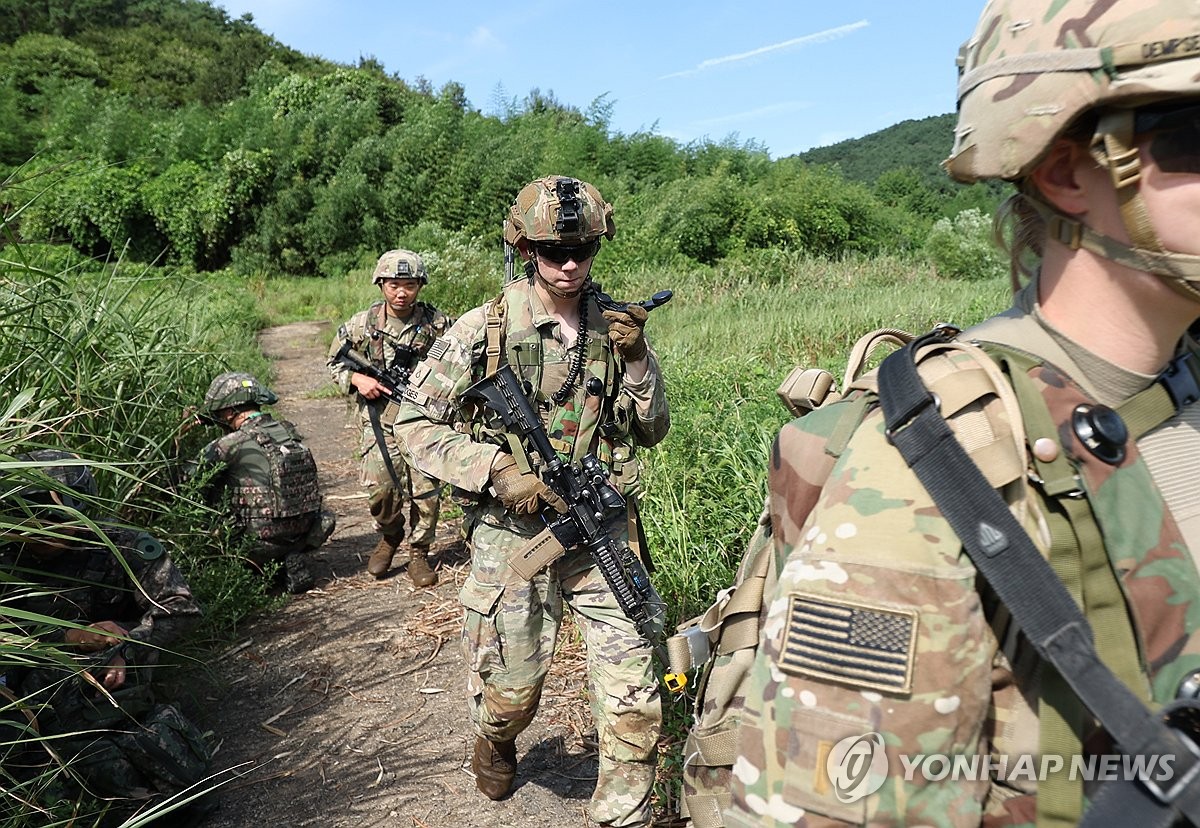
[1,450,212,819]
[393,176,670,826]
[327,249,453,585]
[727,2,1200,826]
[196,371,335,594]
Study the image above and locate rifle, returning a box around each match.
[332,340,413,487]
[332,340,414,401]
[461,360,686,691]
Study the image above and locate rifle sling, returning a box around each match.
[878,330,1200,827]
[366,400,403,489]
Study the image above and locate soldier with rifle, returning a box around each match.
[393,176,671,827]
[327,249,453,585]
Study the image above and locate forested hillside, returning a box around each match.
[0,0,999,279]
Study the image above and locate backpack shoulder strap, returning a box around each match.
[483,292,507,377]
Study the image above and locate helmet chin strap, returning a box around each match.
[1032,109,1200,303]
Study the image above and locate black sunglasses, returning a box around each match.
[1133,102,1200,175]
[532,240,600,264]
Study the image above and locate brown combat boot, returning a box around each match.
[471,736,517,800]
[366,535,401,579]
[407,545,438,587]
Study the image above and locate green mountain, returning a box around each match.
[1,0,991,275]
[793,114,958,191]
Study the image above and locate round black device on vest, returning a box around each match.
[586,377,604,396]
[1071,404,1128,466]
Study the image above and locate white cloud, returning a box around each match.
[467,26,502,50]
[660,20,870,80]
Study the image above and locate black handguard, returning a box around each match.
[461,364,667,653]
[333,341,408,400]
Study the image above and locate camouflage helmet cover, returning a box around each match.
[503,176,616,246]
[14,449,98,514]
[372,249,428,285]
[947,0,1200,183]
[200,371,278,419]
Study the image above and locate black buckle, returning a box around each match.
[1160,352,1200,411]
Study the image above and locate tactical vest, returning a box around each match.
[366,300,442,370]
[676,326,1200,828]
[473,286,639,492]
[228,417,322,542]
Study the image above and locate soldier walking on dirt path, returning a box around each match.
[394,177,670,827]
[328,249,453,586]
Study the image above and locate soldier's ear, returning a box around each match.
[516,239,533,262]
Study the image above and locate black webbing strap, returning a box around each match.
[877,329,1200,827]
[366,402,403,489]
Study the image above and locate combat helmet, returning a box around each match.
[199,371,278,423]
[13,449,97,515]
[503,176,616,247]
[372,249,428,285]
[947,0,1200,300]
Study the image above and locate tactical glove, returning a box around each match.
[490,454,565,515]
[602,305,649,362]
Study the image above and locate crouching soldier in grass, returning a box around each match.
[194,372,335,594]
[1,450,215,824]
[327,249,453,585]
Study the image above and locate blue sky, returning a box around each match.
[215,2,986,158]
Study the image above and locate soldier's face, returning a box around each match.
[532,243,595,297]
[379,278,423,315]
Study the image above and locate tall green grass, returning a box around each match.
[1,237,280,822]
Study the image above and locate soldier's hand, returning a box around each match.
[351,373,386,400]
[602,305,649,363]
[490,454,566,516]
[100,654,127,690]
[66,620,127,653]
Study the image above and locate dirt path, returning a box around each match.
[191,321,603,828]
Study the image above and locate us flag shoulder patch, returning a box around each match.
[779,594,917,694]
[427,338,451,361]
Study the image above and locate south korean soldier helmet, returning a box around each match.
[503,176,616,247]
[14,449,98,515]
[372,249,428,285]
[947,0,1200,183]
[199,371,278,422]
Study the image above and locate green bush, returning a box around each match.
[924,207,1007,281]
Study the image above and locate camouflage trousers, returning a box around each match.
[459,509,662,828]
[359,425,441,545]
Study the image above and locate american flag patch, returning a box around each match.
[427,338,450,361]
[779,594,917,694]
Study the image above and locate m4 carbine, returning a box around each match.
[332,340,414,400]
[462,362,684,690]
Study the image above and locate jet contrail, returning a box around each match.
[660,20,870,80]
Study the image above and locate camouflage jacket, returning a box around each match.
[393,277,669,528]
[327,300,453,426]
[199,412,322,543]
[1,525,202,670]
[727,295,1200,827]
